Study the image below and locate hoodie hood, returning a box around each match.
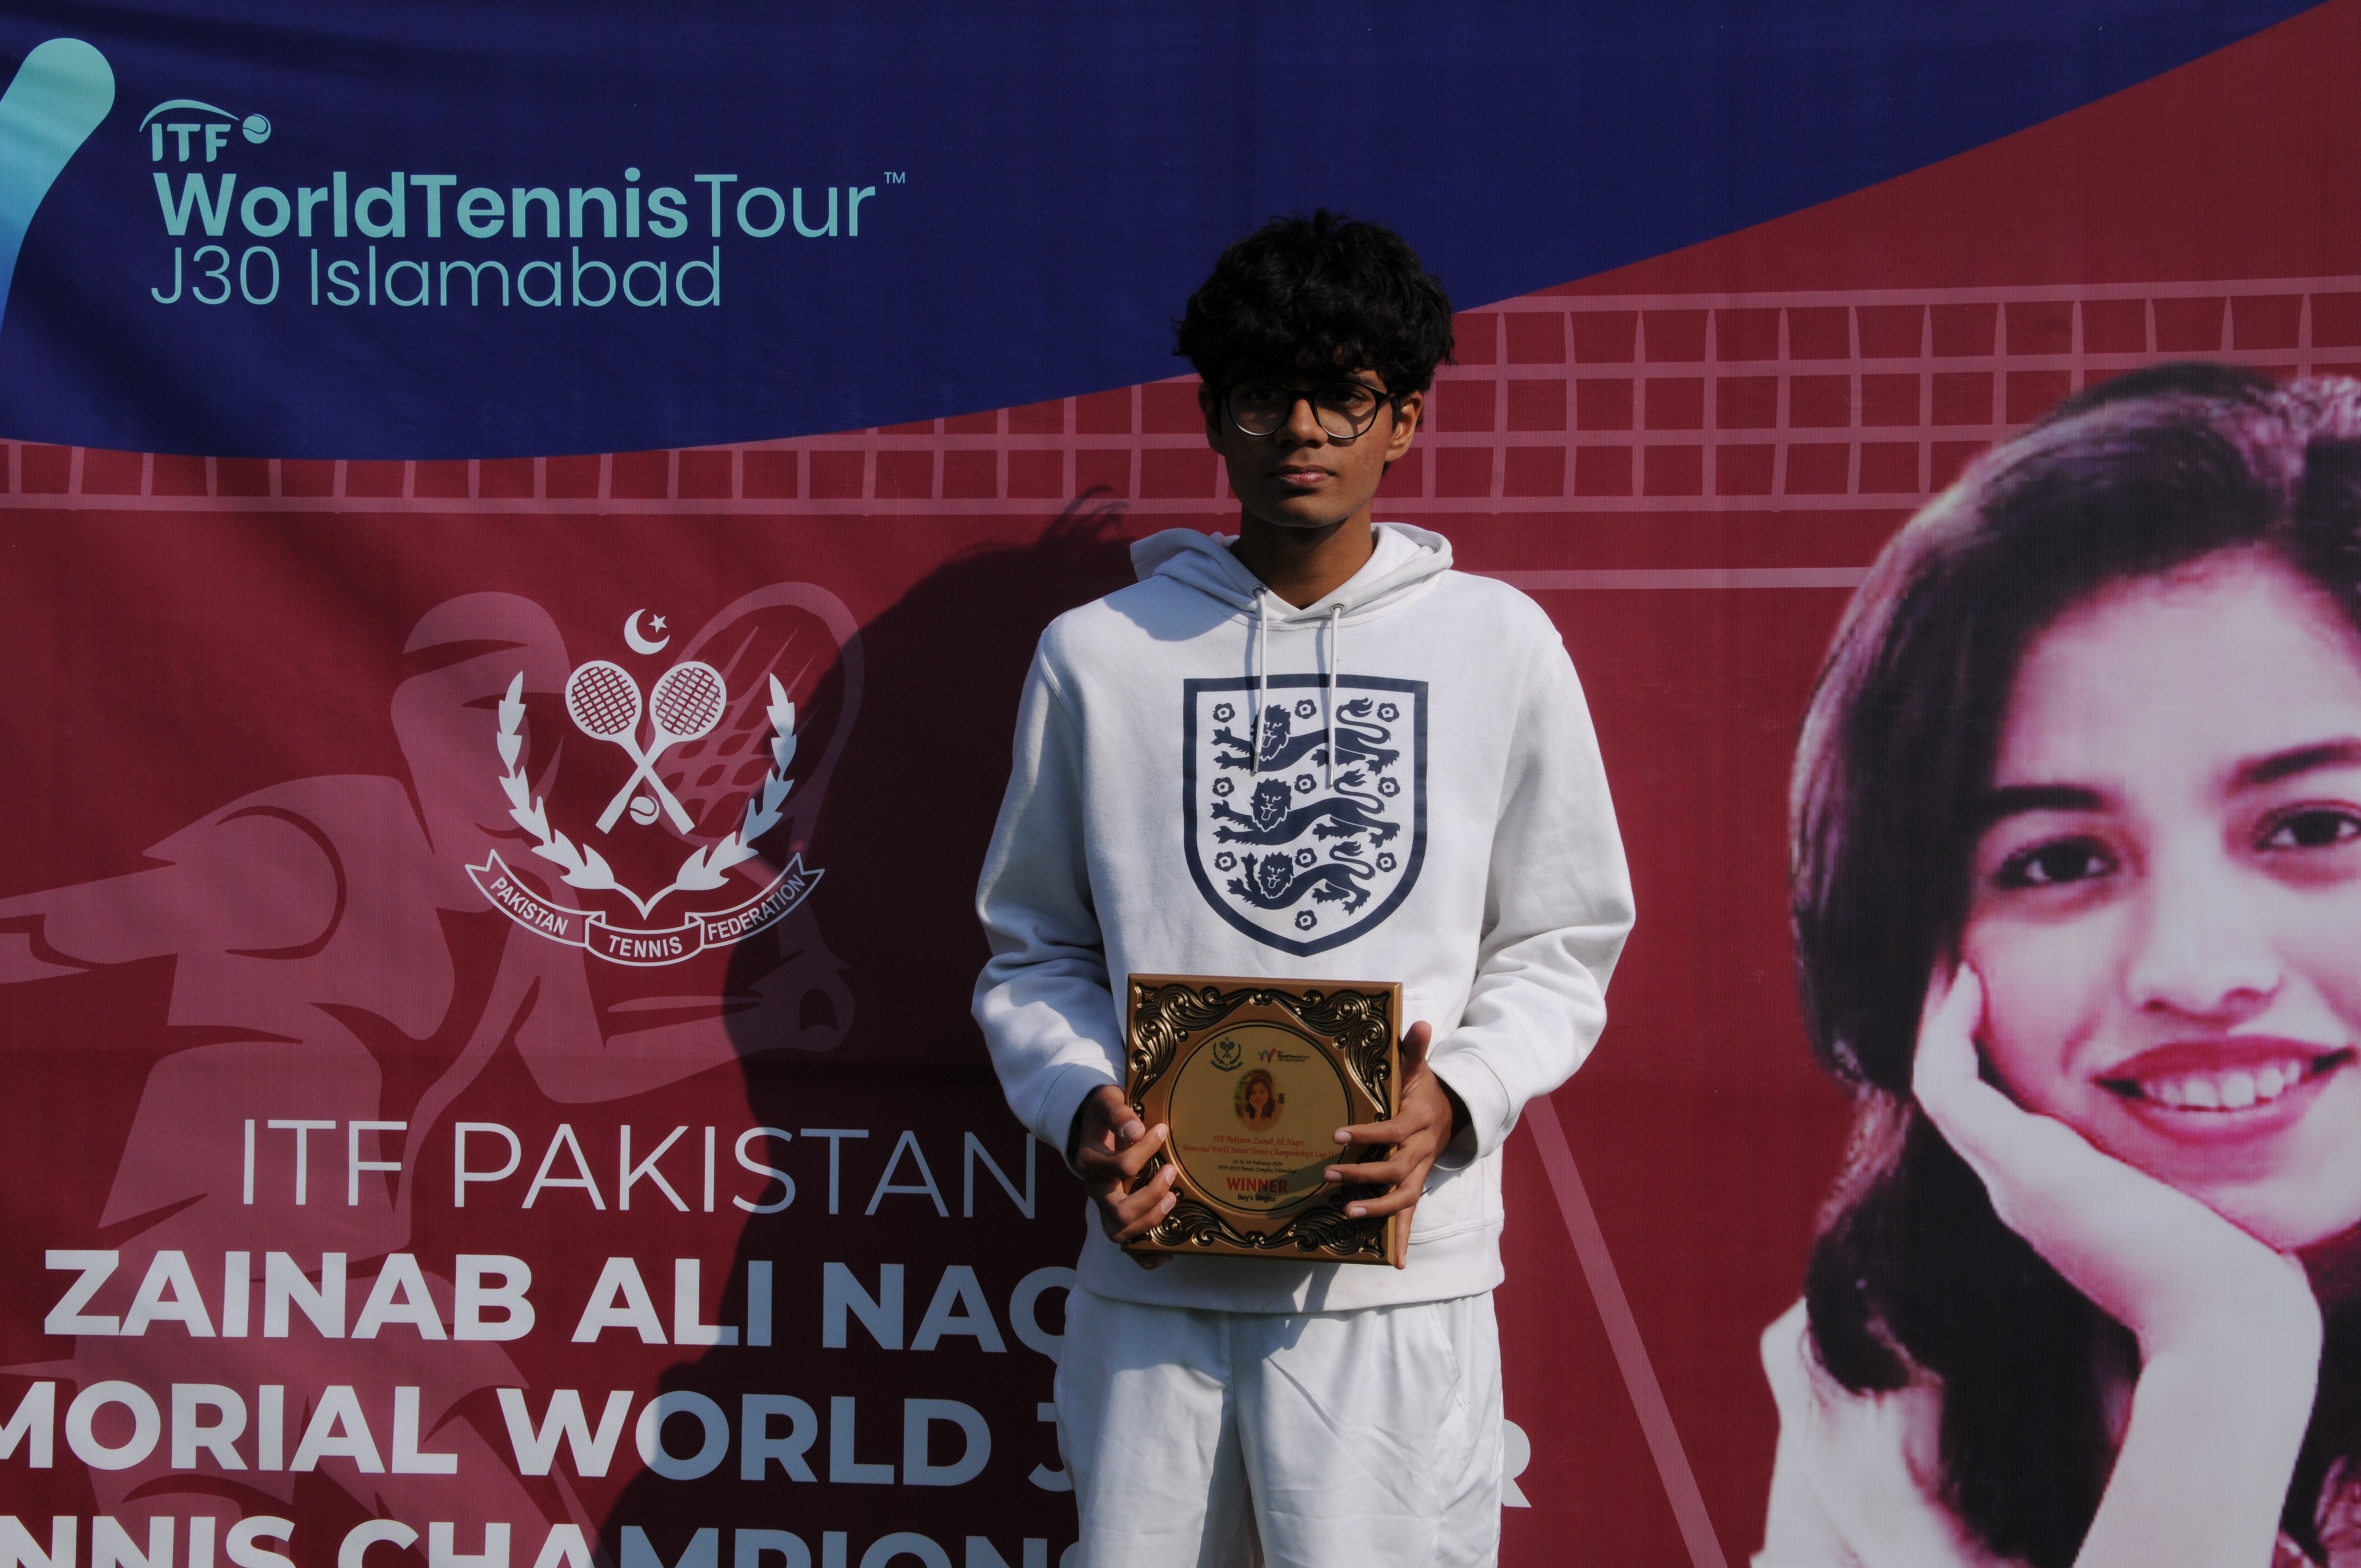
[1129,523,1455,790]
[1129,522,1453,623]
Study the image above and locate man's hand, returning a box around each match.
[1326,1022,1464,1267]
[1071,1084,1176,1267]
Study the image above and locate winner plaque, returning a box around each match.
[1123,974,1402,1265]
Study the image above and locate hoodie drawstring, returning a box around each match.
[1324,603,1342,788]
[1250,589,1270,775]
[1249,591,1348,783]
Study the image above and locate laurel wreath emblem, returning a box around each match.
[495,671,798,918]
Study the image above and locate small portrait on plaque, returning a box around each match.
[1233,1068,1280,1130]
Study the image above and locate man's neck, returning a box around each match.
[1229,516,1377,609]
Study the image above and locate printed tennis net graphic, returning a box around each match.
[10,275,2361,513]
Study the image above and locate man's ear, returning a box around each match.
[1384,390,1424,461]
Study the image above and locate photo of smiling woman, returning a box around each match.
[1760,365,2361,1568]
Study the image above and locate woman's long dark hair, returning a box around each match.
[1792,364,2361,1566]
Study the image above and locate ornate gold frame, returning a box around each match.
[1123,973,1402,1265]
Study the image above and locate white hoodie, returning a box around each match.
[972,522,1634,1311]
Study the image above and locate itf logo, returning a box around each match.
[140,95,271,161]
[0,39,113,335]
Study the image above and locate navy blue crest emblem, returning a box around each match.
[1183,674,1428,956]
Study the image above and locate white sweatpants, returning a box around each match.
[1056,1289,1504,1568]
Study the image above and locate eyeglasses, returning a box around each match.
[1222,379,1398,440]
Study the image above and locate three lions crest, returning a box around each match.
[1183,674,1427,955]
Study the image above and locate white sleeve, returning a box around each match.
[1425,634,1635,1161]
[971,644,1123,1159]
[1756,1304,1872,1568]
[1752,1302,2002,1568]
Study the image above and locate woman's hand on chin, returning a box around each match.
[1913,963,2319,1359]
[1916,964,2321,1568]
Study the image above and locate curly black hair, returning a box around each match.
[1174,210,1454,398]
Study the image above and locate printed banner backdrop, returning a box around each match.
[4,4,2361,1566]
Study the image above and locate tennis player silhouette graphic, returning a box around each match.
[0,586,859,1538]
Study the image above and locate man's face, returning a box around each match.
[1200,368,1423,534]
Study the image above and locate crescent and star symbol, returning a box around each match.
[624,609,670,655]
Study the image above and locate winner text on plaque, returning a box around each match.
[1123,973,1402,1265]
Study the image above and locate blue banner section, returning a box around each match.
[0,0,2316,458]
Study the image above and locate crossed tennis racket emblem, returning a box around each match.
[564,658,727,834]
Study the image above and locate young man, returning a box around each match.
[973,212,1634,1568]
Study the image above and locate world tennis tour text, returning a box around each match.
[147,171,895,308]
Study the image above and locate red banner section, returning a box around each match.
[9,7,2361,1565]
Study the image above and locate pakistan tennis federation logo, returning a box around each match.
[469,630,820,967]
[1183,674,1426,956]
